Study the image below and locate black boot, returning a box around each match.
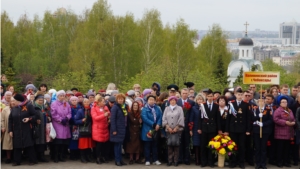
[54,146,59,163]
[38,152,49,162]
[59,148,66,162]
[85,149,93,162]
[80,150,87,163]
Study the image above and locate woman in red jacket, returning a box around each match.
[91,95,110,164]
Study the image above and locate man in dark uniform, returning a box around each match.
[243,90,254,166]
[252,99,273,169]
[197,89,220,168]
[225,88,251,169]
[177,88,195,165]
[264,94,278,166]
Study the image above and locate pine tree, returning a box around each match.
[233,66,244,87]
[4,67,22,92]
[213,55,230,88]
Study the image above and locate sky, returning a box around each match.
[1,0,299,31]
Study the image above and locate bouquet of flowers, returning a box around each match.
[183,102,192,117]
[147,130,155,138]
[208,134,237,159]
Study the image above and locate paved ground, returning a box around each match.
[1,158,295,169]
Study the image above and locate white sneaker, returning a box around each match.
[154,161,161,165]
[145,161,150,166]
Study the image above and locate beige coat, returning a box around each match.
[162,105,185,131]
[1,106,13,150]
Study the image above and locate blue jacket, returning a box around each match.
[141,104,162,141]
[110,104,128,143]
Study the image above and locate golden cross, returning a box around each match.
[244,22,249,34]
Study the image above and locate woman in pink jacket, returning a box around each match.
[273,96,295,168]
[91,95,110,164]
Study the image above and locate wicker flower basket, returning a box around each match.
[218,153,225,168]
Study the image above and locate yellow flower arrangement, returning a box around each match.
[219,148,226,155]
[207,134,238,159]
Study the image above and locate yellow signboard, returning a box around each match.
[243,72,280,85]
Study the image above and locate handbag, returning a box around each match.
[45,123,51,142]
[167,132,180,146]
[49,122,56,139]
[71,125,79,140]
[152,130,160,141]
[79,123,91,137]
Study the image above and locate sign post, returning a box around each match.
[243,71,280,138]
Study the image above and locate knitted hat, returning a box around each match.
[44,94,51,99]
[127,90,135,96]
[143,89,152,96]
[14,93,25,102]
[168,96,178,102]
[56,90,66,97]
[48,89,57,94]
[69,96,78,101]
[4,91,12,96]
[108,96,116,103]
[75,92,83,97]
[135,97,145,105]
[25,84,36,91]
[34,94,44,101]
[87,91,95,97]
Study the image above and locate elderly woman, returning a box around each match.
[51,90,71,163]
[110,93,128,166]
[273,96,295,168]
[75,98,95,163]
[8,94,38,166]
[1,98,16,164]
[91,95,110,164]
[69,96,80,160]
[34,94,50,162]
[126,101,143,164]
[1,91,12,106]
[189,94,206,165]
[25,84,36,98]
[141,95,162,166]
[163,96,184,166]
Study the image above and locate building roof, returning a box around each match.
[239,34,254,46]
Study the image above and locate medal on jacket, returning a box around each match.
[238,108,242,114]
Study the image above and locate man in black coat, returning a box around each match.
[197,89,220,168]
[177,88,195,165]
[225,89,251,169]
[8,94,39,166]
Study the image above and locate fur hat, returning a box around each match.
[56,90,66,97]
[25,84,36,91]
[69,96,78,101]
[127,90,135,96]
[14,93,25,102]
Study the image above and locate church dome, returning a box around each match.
[239,35,253,46]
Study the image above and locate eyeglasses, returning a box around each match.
[280,102,287,103]
[245,95,251,97]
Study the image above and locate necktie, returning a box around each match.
[209,104,212,111]
[237,102,240,106]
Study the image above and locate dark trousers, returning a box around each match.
[276,139,290,165]
[253,133,268,167]
[201,132,216,165]
[245,134,254,164]
[168,146,180,163]
[230,132,245,165]
[144,141,158,162]
[179,127,191,162]
[113,142,123,163]
[96,141,109,159]
[267,132,276,164]
[14,146,36,164]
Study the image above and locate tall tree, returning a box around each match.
[233,66,244,87]
[213,55,230,89]
[138,9,164,73]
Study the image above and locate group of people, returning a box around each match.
[1,78,300,169]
